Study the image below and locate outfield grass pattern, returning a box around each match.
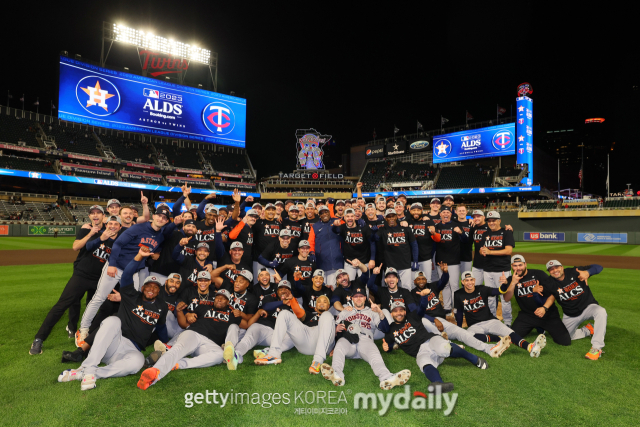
[1,261,639,426]
[0,236,76,250]
[515,242,640,257]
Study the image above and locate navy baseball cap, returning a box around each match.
[184,219,196,226]
[352,287,367,297]
[155,207,172,218]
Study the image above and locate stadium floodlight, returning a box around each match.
[111,23,211,65]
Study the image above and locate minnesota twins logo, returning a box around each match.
[492,129,515,150]
[76,76,121,116]
[434,139,451,158]
[202,101,236,135]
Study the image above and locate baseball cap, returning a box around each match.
[350,198,357,203]
[279,229,291,237]
[285,200,294,205]
[143,275,162,286]
[184,219,196,226]
[305,202,316,208]
[385,267,399,277]
[318,205,330,213]
[107,199,121,207]
[298,240,310,248]
[246,209,260,217]
[236,269,253,282]
[410,202,423,210]
[430,198,441,204]
[390,301,406,311]
[288,205,299,212]
[472,210,485,216]
[155,206,172,218]
[128,205,139,211]
[205,206,218,214]
[414,271,426,280]
[397,193,407,199]
[157,202,170,208]
[313,269,325,279]
[278,280,292,289]
[230,242,244,250]
[88,204,104,213]
[167,273,182,282]
[216,289,232,301]
[196,242,210,251]
[394,201,404,207]
[375,195,385,201]
[365,203,376,210]
[336,269,349,278]
[546,260,562,270]
[460,271,474,281]
[352,287,367,297]
[384,208,396,217]
[275,201,284,207]
[486,211,501,219]
[107,215,122,225]
[252,203,262,209]
[440,206,451,212]
[197,271,211,280]
[265,203,276,210]
[344,208,355,215]
[218,206,229,213]
[444,195,454,201]
[386,196,396,201]
[511,255,526,264]
[335,200,345,206]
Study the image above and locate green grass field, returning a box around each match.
[1,252,639,425]
[0,236,75,250]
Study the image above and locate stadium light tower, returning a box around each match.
[100,22,218,91]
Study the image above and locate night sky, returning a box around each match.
[4,2,636,194]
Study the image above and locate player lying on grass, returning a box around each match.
[499,255,571,346]
[58,248,168,391]
[381,301,489,393]
[545,260,606,360]
[412,264,510,358]
[319,288,412,390]
[254,282,336,374]
[137,288,247,390]
[454,271,546,358]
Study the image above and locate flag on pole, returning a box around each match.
[417,121,423,130]
[394,126,399,134]
[441,116,449,125]
[33,100,39,106]
[579,168,583,187]
[497,106,506,115]
[373,129,376,140]
[466,111,474,121]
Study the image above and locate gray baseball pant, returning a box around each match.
[165,312,184,339]
[417,260,432,280]
[80,261,144,330]
[267,311,335,363]
[79,316,143,379]
[154,330,223,380]
[344,262,364,281]
[430,253,439,281]
[483,271,512,325]
[471,267,484,286]
[398,268,412,291]
[416,335,451,370]
[460,261,472,275]
[325,270,338,291]
[235,323,294,363]
[562,303,607,349]
[421,318,493,355]
[467,319,514,337]
[437,263,461,312]
[331,337,393,382]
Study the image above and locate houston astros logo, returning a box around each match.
[202,101,235,135]
[434,140,451,157]
[492,129,515,150]
[76,76,121,116]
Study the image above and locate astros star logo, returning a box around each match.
[517,284,522,288]
[436,141,449,155]
[557,288,563,293]
[137,305,143,311]
[393,330,399,336]
[518,105,525,112]
[518,135,525,142]
[463,299,468,305]
[80,80,115,111]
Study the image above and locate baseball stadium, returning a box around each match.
[2,7,639,427]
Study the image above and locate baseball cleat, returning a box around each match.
[489,335,511,358]
[528,334,547,358]
[66,326,75,339]
[223,342,238,371]
[431,382,455,393]
[81,374,96,391]
[61,348,86,363]
[29,338,43,355]
[585,347,603,360]
[254,355,282,365]
[320,364,344,386]
[154,340,171,355]
[75,329,89,347]
[253,348,269,359]
[585,324,595,336]
[58,369,83,382]
[143,351,162,369]
[309,361,321,374]
[171,363,180,371]
[137,368,160,390]
[476,356,489,370]
[380,369,412,390]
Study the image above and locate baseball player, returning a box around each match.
[375,195,387,216]
[228,209,259,265]
[281,205,303,249]
[331,199,346,219]
[290,269,333,316]
[254,281,336,373]
[212,218,253,290]
[308,205,346,288]
[377,208,418,290]
[381,300,488,392]
[252,203,281,278]
[424,198,442,282]
[276,240,317,288]
[301,201,319,241]
[454,204,473,273]
[331,268,370,312]
[442,195,458,221]
[454,271,546,357]
[332,208,375,280]
[478,211,515,326]
[469,210,489,285]
[58,249,168,390]
[251,268,278,306]
[407,202,437,277]
[224,269,259,346]
[257,229,296,280]
[319,287,411,389]
[76,206,178,346]
[149,217,198,283]
[137,288,246,390]
[30,210,119,355]
[498,255,571,346]
[367,266,416,311]
[545,260,606,359]
[172,240,213,288]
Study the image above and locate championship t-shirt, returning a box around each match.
[261,240,296,267]
[229,290,259,315]
[500,269,559,317]
[453,285,496,327]
[188,304,242,345]
[384,312,437,358]
[434,221,463,265]
[547,267,599,317]
[470,224,490,270]
[408,218,436,261]
[479,228,515,272]
[334,223,373,264]
[378,225,415,271]
[118,285,168,349]
[412,285,448,319]
[252,219,281,261]
[456,220,473,263]
[277,257,316,288]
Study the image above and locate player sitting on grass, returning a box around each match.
[454,271,546,358]
[545,260,606,360]
[381,301,489,393]
[58,248,168,391]
[137,288,247,390]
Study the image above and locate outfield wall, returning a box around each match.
[501,212,640,244]
[0,224,77,237]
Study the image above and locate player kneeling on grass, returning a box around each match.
[382,301,488,393]
[137,288,247,390]
[454,271,546,358]
[319,288,411,390]
[499,256,571,346]
[545,260,606,360]
[58,248,169,391]
[254,283,336,374]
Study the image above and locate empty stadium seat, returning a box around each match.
[436,165,493,189]
[0,114,41,147]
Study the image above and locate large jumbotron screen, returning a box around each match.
[432,123,515,164]
[58,56,247,148]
